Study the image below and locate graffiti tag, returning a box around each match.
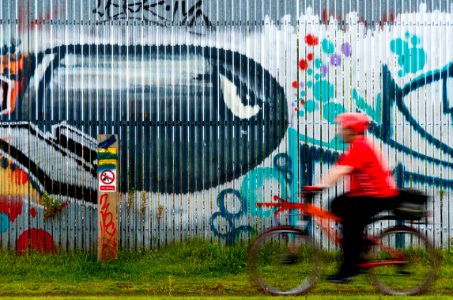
[98,193,118,260]
[92,0,213,31]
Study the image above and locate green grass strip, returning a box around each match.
[0,240,452,297]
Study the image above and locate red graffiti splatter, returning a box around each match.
[389,12,395,22]
[307,53,313,61]
[299,59,309,70]
[292,80,298,89]
[321,9,330,24]
[30,208,37,218]
[99,194,117,260]
[380,11,396,28]
[19,2,65,34]
[305,34,319,46]
[359,16,368,27]
[0,197,23,222]
[11,169,28,185]
[258,195,300,216]
[16,228,56,255]
[59,201,70,210]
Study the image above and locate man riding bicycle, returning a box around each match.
[305,112,402,283]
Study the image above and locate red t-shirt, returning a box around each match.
[337,136,398,197]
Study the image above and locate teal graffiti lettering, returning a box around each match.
[321,39,335,55]
[241,167,288,218]
[390,34,427,76]
[288,127,346,152]
[305,100,319,112]
[0,213,9,233]
[323,102,346,123]
[352,89,381,123]
[313,80,334,102]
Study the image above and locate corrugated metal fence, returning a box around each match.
[0,0,452,253]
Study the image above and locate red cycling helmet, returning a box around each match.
[335,112,370,134]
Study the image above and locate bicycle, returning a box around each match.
[247,192,439,296]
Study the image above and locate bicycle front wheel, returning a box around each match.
[247,226,322,295]
[368,226,438,295]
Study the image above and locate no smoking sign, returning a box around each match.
[99,170,116,192]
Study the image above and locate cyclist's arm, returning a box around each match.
[319,165,353,188]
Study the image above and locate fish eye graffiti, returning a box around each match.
[0,45,288,199]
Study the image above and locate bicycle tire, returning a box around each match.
[247,226,323,295]
[367,226,438,295]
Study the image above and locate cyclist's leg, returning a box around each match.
[330,194,365,277]
[341,218,365,275]
[359,196,398,257]
[331,196,391,277]
[330,193,350,217]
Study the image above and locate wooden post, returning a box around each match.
[97,134,118,261]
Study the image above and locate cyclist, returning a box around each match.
[304,112,400,283]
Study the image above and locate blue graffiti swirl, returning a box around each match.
[210,188,254,244]
[273,153,292,184]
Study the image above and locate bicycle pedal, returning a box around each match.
[280,254,297,265]
[397,270,411,275]
[326,274,354,284]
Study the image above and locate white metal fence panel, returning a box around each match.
[0,0,452,252]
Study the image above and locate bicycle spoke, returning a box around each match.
[248,227,322,295]
[368,227,438,295]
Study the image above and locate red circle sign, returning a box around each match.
[100,170,115,185]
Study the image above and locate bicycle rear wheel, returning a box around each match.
[247,226,322,295]
[368,226,438,295]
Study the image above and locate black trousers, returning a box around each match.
[330,193,400,274]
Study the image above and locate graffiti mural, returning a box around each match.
[2,45,287,196]
[0,0,453,251]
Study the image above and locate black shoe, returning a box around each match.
[326,272,356,283]
[355,258,368,272]
[280,253,297,265]
[362,238,374,253]
[397,265,411,275]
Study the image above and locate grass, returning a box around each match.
[0,240,452,297]
[0,298,453,300]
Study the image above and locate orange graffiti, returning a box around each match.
[0,54,28,114]
[0,156,38,197]
[0,54,25,76]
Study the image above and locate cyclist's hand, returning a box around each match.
[301,185,325,197]
[304,185,325,192]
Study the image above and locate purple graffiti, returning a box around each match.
[330,54,342,67]
[341,43,352,57]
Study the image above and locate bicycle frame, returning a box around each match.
[258,195,342,243]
